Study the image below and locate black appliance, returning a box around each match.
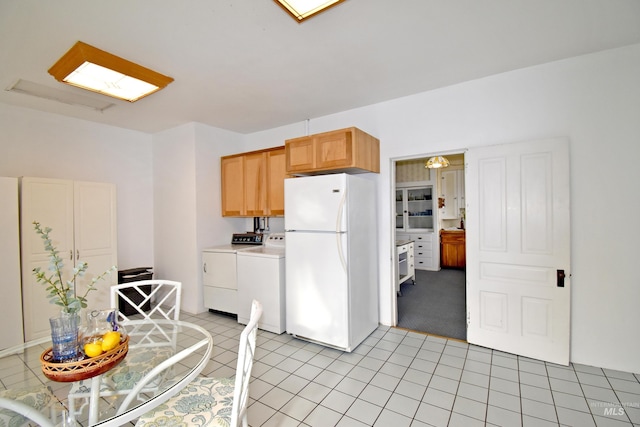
[117,267,153,316]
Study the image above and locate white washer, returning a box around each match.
[237,233,285,333]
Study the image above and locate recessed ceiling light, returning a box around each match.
[274,0,346,22]
[48,41,174,102]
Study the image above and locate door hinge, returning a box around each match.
[467,311,471,328]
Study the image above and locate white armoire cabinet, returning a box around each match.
[439,168,465,220]
[0,177,24,349]
[20,177,117,340]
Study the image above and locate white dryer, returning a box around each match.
[236,233,285,333]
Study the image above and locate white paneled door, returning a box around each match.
[21,178,117,340]
[466,138,571,365]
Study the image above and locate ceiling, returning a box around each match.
[1,0,639,135]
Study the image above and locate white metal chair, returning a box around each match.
[135,300,263,427]
[0,385,57,427]
[67,280,182,421]
[111,280,182,322]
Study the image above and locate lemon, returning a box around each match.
[101,331,121,352]
[84,341,103,358]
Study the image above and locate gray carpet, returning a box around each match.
[397,269,467,341]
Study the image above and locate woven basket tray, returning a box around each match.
[40,335,129,382]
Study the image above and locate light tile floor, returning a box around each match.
[185,311,640,427]
[2,310,639,426]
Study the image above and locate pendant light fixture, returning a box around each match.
[425,156,450,169]
[48,41,174,102]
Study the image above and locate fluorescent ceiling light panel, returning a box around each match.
[274,0,345,22]
[48,41,174,102]
[6,79,115,111]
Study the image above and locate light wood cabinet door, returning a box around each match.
[266,148,286,216]
[315,130,353,169]
[221,155,245,216]
[243,152,267,216]
[286,138,315,173]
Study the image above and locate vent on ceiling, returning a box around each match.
[5,79,115,112]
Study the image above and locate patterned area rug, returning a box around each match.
[397,268,467,341]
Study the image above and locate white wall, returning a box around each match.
[152,122,248,313]
[0,104,155,270]
[245,44,640,373]
[1,43,638,373]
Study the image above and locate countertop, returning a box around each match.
[396,239,414,246]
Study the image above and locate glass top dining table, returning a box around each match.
[0,319,213,427]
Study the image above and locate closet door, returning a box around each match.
[0,177,24,349]
[20,177,75,340]
[20,178,117,340]
[74,181,118,311]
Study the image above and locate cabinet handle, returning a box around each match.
[203,262,207,273]
[76,250,79,260]
[69,250,73,260]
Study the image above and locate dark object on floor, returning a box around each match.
[397,269,466,341]
[117,267,153,315]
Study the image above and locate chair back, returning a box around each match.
[110,280,182,322]
[231,299,263,427]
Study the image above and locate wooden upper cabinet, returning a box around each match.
[221,147,286,217]
[285,127,380,175]
[221,155,244,216]
[286,138,315,173]
[266,148,286,216]
[243,152,267,216]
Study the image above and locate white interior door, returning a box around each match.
[466,138,571,365]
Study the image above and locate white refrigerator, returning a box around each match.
[285,173,379,352]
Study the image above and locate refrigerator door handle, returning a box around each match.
[336,232,347,274]
[336,189,347,273]
[335,188,347,233]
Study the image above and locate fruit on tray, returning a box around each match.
[101,331,121,352]
[83,341,103,358]
[83,331,121,358]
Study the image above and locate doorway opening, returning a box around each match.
[392,152,467,341]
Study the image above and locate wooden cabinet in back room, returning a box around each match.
[440,230,466,268]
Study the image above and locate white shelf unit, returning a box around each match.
[396,184,435,232]
[396,241,414,296]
